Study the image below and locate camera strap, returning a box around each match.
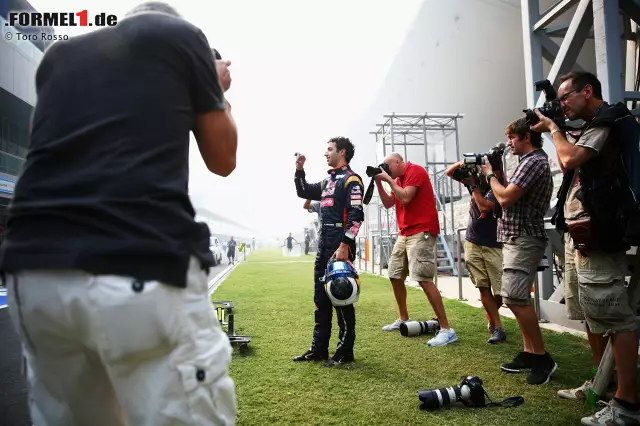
[483,389,524,408]
[363,178,376,205]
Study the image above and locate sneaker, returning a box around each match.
[501,351,534,373]
[382,319,408,332]
[292,350,328,362]
[581,399,640,425]
[558,380,592,401]
[426,328,457,347]
[323,353,355,368]
[526,352,557,385]
[488,327,507,344]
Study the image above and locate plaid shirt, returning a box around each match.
[497,149,553,242]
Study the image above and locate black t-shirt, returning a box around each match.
[0,13,225,288]
[465,188,502,249]
[285,236,294,248]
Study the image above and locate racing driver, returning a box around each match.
[293,136,365,367]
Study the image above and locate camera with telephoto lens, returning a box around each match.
[523,79,565,128]
[418,376,487,410]
[453,143,506,181]
[399,319,440,337]
[366,163,391,177]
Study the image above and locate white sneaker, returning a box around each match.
[382,319,408,332]
[426,328,457,347]
[557,380,592,400]
[581,399,640,425]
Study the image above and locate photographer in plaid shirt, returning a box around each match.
[479,117,557,385]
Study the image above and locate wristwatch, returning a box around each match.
[550,128,561,136]
[486,174,497,184]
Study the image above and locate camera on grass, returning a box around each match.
[399,319,440,337]
[418,376,487,410]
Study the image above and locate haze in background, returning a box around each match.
[28,0,424,239]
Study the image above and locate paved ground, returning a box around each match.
[208,258,233,281]
[0,307,30,426]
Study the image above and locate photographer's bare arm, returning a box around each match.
[481,164,524,209]
[372,154,417,205]
[471,188,496,213]
[530,110,596,170]
[386,179,418,206]
[374,179,395,208]
[444,161,464,178]
[194,59,238,177]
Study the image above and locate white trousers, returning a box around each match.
[5,258,236,426]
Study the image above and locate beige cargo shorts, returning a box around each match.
[464,240,503,295]
[500,236,546,305]
[563,234,584,320]
[388,231,437,283]
[573,247,636,334]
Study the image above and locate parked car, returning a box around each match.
[209,236,224,266]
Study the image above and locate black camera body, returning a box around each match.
[418,376,486,410]
[366,163,391,177]
[523,79,565,128]
[454,143,505,182]
[452,164,477,181]
[463,144,505,169]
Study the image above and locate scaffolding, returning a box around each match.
[521,0,640,329]
[359,112,464,277]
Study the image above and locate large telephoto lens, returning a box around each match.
[418,386,461,410]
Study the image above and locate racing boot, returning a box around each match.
[323,350,354,367]
[292,349,328,362]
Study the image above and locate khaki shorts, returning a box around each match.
[500,236,546,305]
[563,234,583,320]
[6,257,236,426]
[388,231,437,283]
[573,247,636,334]
[464,240,503,295]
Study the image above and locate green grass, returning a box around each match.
[213,249,595,425]
[244,249,310,263]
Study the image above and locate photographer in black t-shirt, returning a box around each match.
[445,160,506,344]
[0,2,237,425]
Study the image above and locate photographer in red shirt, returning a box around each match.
[374,153,457,347]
